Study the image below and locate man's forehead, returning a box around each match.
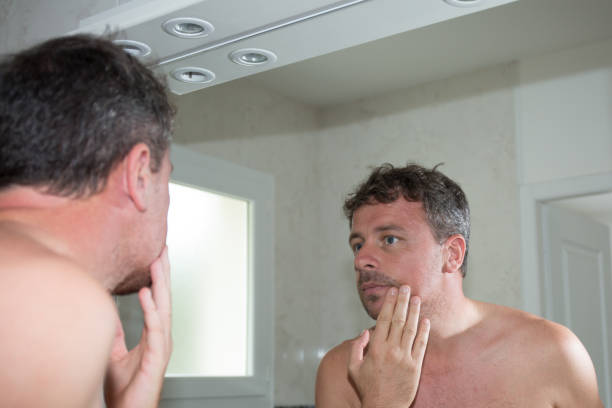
[350,198,426,232]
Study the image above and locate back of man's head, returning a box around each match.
[0,34,174,198]
[343,163,471,277]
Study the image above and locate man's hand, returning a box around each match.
[104,246,173,408]
[348,285,430,408]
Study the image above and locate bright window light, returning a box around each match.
[165,182,250,376]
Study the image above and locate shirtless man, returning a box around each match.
[316,163,603,407]
[0,35,174,407]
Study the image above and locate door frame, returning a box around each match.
[519,171,612,317]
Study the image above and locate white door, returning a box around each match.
[540,203,612,406]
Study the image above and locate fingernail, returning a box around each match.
[389,287,398,296]
[411,296,421,305]
[400,285,410,294]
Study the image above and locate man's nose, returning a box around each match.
[355,242,379,270]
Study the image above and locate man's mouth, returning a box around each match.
[360,282,392,297]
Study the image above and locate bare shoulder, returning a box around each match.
[480,302,602,407]
[316,337,361,408]
[0,225,117,407]
[522,316,602,407]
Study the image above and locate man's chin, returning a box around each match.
[360,298,383,320]
[112,270,152,295]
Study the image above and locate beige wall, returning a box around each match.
[516,37,612,185]
[173,63,521,405]
[0,0,117,55]
[171,80,323,405]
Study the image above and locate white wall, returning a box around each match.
[515,37,612,318]
[170,80,323,405]
[0,0,119,55]
[516,38,612,185]
[315,61,522,336]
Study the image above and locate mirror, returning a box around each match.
[167,0,612,405]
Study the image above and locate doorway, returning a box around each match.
[539,193,612,406]
[519,172,612,406]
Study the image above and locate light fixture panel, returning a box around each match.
[162,17,214,39]
[229,48,278,67]
[171,67,216,84]
[113,39,152,58]
[443,0,482,7]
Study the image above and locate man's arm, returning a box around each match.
[0,258,116,407]
[316,341,361,408]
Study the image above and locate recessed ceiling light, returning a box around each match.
[162,17,214,39]
[171,67,215,84]
[113,40,151,58]
[230,48,277,67]
[443,0,482,7]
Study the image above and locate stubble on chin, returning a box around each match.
[356,269,401,319]
[112,266,152,295]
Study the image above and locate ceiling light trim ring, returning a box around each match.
[162,17,215,39]
[113,39,152,58]
[230,48,278,66]
[443,0,482,7]
[171,67,216,84]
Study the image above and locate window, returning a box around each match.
[166,182,249,377]
[117,145,274,407]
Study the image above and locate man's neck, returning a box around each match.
[0,186,122,290]
[422,287,484,355]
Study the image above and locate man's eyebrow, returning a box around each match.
[348,232,363,243]
[348,225,405,243]
[374,224,405,233]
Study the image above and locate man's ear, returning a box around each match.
[124,143,152,212]
[442,234,466,274]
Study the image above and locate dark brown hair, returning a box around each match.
[344,163,470,277]
[0,34,175,197]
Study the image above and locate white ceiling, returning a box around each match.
[75,0,612,106]
[75,0,516,97]
[248,0,612,106]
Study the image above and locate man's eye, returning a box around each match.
[352,243,363,253]
[384,236,398,245]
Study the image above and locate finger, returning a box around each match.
[411,318,430,364]
[150,247,171,325]
[138,287,167,371]
[139,287,161,333]
[348,329,370,373]
[160,245,171,290]
[387,285,410,345]
[109,309,128,359]
[401,295,421,351]
[371,287,398,347]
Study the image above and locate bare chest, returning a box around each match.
[410,356,550,408]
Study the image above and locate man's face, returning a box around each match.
[114,150,172,295]
[149,150,172,254]
[349,198,444,319]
